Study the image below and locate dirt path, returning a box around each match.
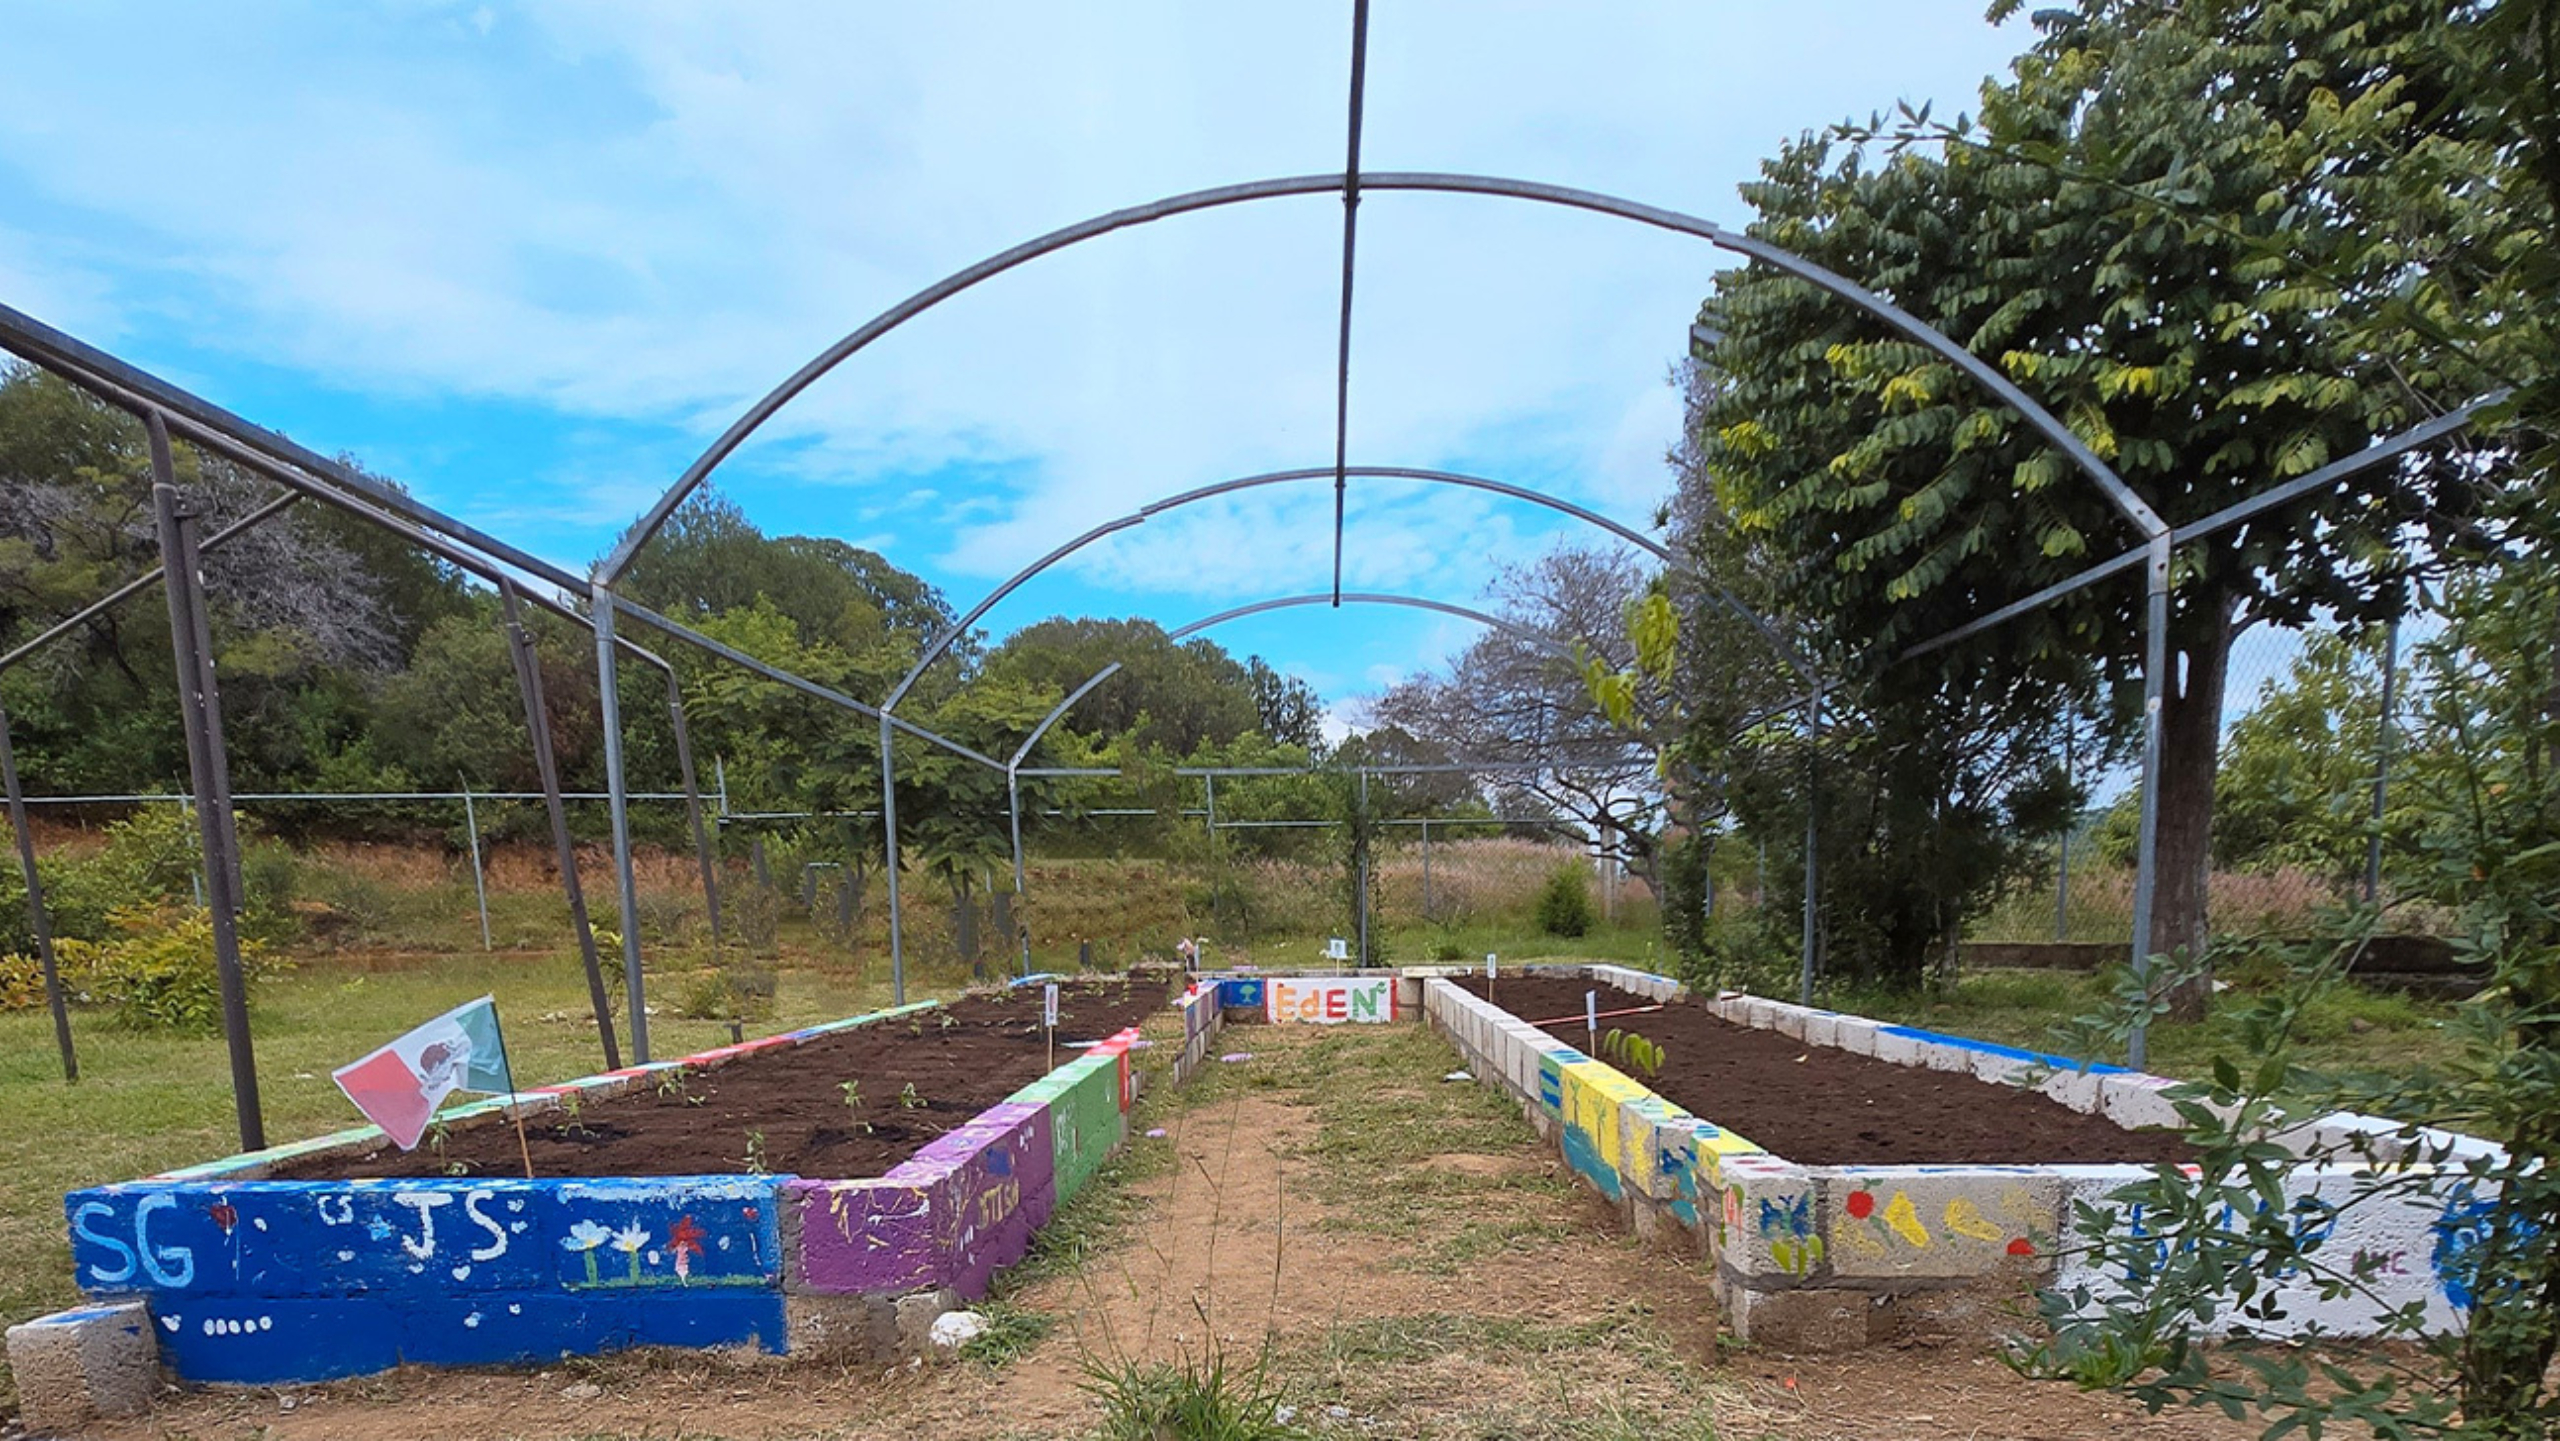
[97,1022,2268,1441]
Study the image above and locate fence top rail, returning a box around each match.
[13,790,694,806]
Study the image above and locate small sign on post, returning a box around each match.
[1043,981,1059,1071]
[1325,936,1349,962]
[1585,989,1599,1057]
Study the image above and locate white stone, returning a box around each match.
[927,1311,989,1352]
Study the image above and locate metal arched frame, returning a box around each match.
[993,591,1603,977]
[869,462,1811,998]
[602,170,2182,1013]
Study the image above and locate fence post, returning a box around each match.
[664,671,725,960]
[1356,770,1371,968]
[151,458,264,1153]
[0,699,75,1081]
[1008,767,1030,978]
[2365,607,2402,905]
[591,584,651,1064]
[2055,725,2073,942]
[498,581,618,1071]
[1420,817,1432,920]
[461,784,492,951]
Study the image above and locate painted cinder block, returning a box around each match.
[908,1100,1056,1299]
[1798,1011,1841,1051]
[69,1181,564,1299]
[1557,1060,1650,1202]
[2031,1065,2109,1115]
[1768,1004,1813,1042]
[1827,1015,1882,1058]
[1819,1168,2059,1280]
[2098,1072,2193,1133]
[1619,1095,1698,1203]
[1714,1157,1824,1282]
[395,1291,787,1368]
[153,1297,403,1385]
[1040,1054,1125,1206]
[552,1179,783,1292]
[6,1302,157,1433]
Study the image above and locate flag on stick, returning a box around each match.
[333,996,515,1151]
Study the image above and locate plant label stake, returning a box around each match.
[1586,989,1598,1057]
[1043,981,1059,1072]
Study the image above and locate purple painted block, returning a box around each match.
[790,1101,1057,1299]
[788,1174,941,1294]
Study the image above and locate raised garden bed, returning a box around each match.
[1448,974,2190,1166]
[1426,964,2494,1353]
[275,979,1168,1180]
[15,975,1224,1417]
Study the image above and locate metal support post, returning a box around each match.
[1007,767,1029,978]
[461,785,491,951]
[150,455,263,1152]
[2127,535,2173,1069]
[0,700,75,1080]
[1799,687,1822,1006]
[591,584,650,1063]
[663,671,724,957]
[1356,770,1371,968]
[499,583,618,1070]
[2365,607,2402,905]
[880,713,904,1004]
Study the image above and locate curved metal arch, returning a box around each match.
[884,464,1810,716]
[601,169,2163,585]
[1004,591,1580,772]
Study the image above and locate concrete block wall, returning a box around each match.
[1431,967,2497,1352]
[1170,980,1229,1085]
[22,998,1167,1398]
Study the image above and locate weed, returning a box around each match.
[956,1302,1053,1368]
[742,1130,768,1175]
[1079,1350,1305,1441]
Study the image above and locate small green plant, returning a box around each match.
[938,1011,957,1033]
[898,1081,925,1110]
[838,1078,862,1111]
[1533,864,1594,938]
[1598,1028,1665,1078]
[655,1069,691,1102]
[743,1130,769,1175]
[958,1302,1054,1368]
[1079,1349,1305,1441]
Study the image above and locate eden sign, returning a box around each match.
[1264,977,1395,1025]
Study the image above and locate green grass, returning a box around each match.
[1833,967,2468,1081]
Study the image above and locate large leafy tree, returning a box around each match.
[1694,0,2481,1006]
[979,617,1273,756]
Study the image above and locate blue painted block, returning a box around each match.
[69,1182,561,1299]
[396,1291,787,1366]
[1218,976,1265,1010]
[154,1298,402,1385]
[550,1178,783,1293]
[1875,1025,2127,1075]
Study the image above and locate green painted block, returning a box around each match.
[1044,1056,1124,1206]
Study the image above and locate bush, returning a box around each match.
[81,904,284,1032]
[1534,864,1594,938]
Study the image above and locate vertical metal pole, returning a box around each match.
[499,583,618,1071]
[2364,608,2402,905]
[663,671,724,958]
[2127,535,2173,1069]
[1204,772,1220,933]
[2055,726,2074,942]
[150,456,263,1152]
[879,713,904,1004]
[591,585,650,1064]
[1421,817,1432,920]
[461,785,491,951]
[715,754,729,819]
[0,700,75,1081]
[1356,770,1371,967]
[1007,766,1029,978]
[1799,686,1822,1006]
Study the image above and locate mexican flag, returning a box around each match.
[331,996,515,1150]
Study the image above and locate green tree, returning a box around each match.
[980,617,1268,756]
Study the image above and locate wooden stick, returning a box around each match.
[490,1002,536,1180]
[1523,1002,1664,1027]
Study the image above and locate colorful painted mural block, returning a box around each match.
[1820,1168,2058,1279]
[911,1100,1056,1298]
[1264,976,1395,1024]
[1215,975,1266,1012]
[550,1179,781,1291]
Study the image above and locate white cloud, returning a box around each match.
[0,2,2032,695]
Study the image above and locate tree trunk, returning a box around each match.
[2150,592,2239,1021]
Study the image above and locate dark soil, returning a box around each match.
[275,978,1172,1181]
[1454,975,2193,1167]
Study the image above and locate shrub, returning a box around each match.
[1534,864,1594,938]
[84,904,283,1033]
[0,949,55,1010]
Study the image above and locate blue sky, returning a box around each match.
[0,2,2040,730]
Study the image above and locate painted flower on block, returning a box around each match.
[667,1215,707,1282]
[562,1219,612,1285]
[611,1221,651,1283]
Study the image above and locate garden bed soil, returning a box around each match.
[274,978,1171,1182]
[1453,975,2193,1167]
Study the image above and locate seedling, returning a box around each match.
[938,1012,956,1033]
[743,1130,769,1175]
[898,1082,925,1110]
[839,1078,863,1112]
[1599,1028,1667,1079]
[655,1070,691,1102]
